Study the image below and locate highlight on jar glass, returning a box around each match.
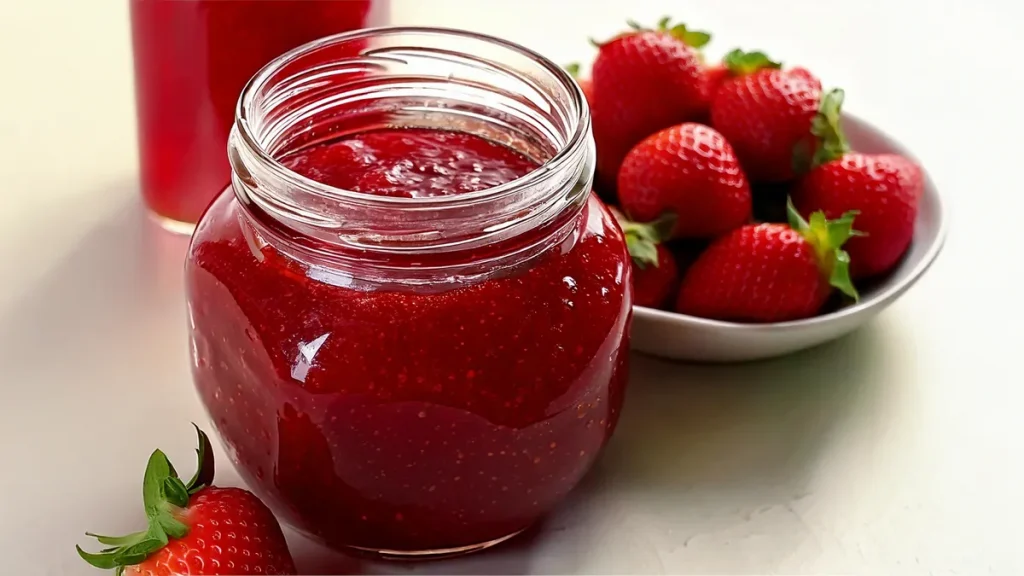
[184,27,633,558]
[129,0,389,233]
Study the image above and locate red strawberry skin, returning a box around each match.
[710,67,822,182]
[676,223,830,322]
[700,63,730,118]
[577,77,594,107]
[633,244,679,309]
[704,63,730,97]
[126,487,296,576]
[591,31,709,192]
[617,123,752,238]
[794,153,923,278]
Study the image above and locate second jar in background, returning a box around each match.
[129,0,389,232]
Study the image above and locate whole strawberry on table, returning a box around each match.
[570,17,925,322]
[77,427,296,575]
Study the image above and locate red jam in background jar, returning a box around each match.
[185,28,633,558]
[129,0,387,231]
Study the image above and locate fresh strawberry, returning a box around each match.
[710,49,823,182]
[676,198,859,322]
[687,62,729,125]
[77,427,296,575]
[617,122,752,238]
[703,62,730,105]
[792,90,923,278]
[613,209,679,308]
[590,18,712,193]
[565,62,595,106]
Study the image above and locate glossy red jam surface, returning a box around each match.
[130,0,378,225]
[281,129,539,198]
[186,128,632,552]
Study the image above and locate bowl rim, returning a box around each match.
[631,111,948,330]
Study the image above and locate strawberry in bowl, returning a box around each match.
[570,23,945,361]
[628,110,944,362]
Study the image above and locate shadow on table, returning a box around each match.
[0,184,204,575]
[538,323,897,572]
[597,328,890,492]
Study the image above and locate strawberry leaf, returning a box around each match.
[78,427,217,574]
[787,197,860,301]
[77,546,119,570]
[825,209,861,247]
[184,423,215,494]
[564,62,581,78]
[786,196,811,233]
[163,476,190,508]
[624,17,712,48]
[612,209,676,269]
[808,88,851,168]
[143,450,174,516]
[665,21,712,48]
[648,212,677,241]
[625,236,660,269]
[156,512,189,540]
[829,249,858,300]
[114,538,166,565]
[681,30,712,48]
[722,48,781,76]
[84,531,147,547]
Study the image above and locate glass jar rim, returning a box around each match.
[233,25,590,210]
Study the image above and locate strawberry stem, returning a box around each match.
[77,426,216,575]
[786,197,860,300]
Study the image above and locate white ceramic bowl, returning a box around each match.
[630,113,947,363]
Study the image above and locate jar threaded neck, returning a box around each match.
[228,27,594,285]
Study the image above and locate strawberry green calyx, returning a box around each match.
[612,208,676,269]
[809,88,850,167]
[722,48,782,75]
[792,88,851,174]
[786,197,860,300]
[591,17,710,49]
[626,17,711,48]
[565,62,582,78]
[77,425,216,576]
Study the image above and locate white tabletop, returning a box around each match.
[1,0,1020,574]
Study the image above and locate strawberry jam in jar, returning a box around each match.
[185,28,632,558]
[129,0,388,232]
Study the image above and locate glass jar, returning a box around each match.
[129,0,389,232]
[185,27,633,558]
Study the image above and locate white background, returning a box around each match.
[1,0,1021,574]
